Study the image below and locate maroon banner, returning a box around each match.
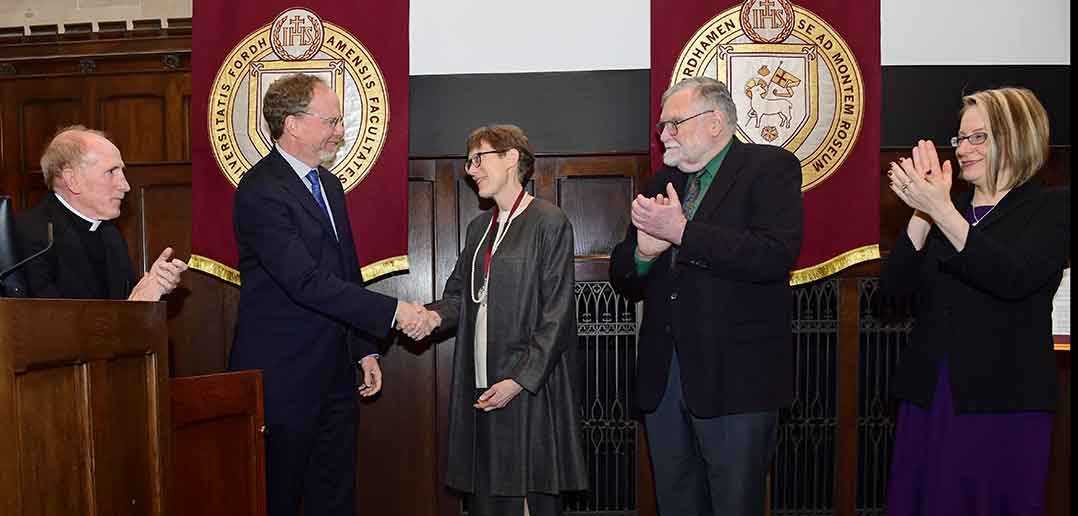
[191,1,408,283]
[652,0,880,284]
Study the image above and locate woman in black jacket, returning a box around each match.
[882,87,1069,516]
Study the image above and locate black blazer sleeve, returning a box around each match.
[609,169,673,302]
[879,226,928,300]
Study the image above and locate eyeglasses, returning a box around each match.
[950,132,988,147]
[297,111,344,127]
[464,149,505,169]
[655,110,715,136]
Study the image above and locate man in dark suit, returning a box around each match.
[15,126,187,300]
[610,76,804,516]
[228,73,433,516]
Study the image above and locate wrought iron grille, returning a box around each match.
[857,278,913,516]
[566,281,639,516]
[460,278,916,516]
[771,279,840,516]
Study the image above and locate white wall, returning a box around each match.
[409,0,650,75]
[2,1,1067,70]
[880,0,1070,65]
[410,0,1071,74]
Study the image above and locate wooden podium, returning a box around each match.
[0,298,170,516]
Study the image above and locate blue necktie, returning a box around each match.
[305,169,331,220]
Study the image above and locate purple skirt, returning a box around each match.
[887,363,1054,516]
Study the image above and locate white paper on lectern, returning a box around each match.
[1051,268,1070,338]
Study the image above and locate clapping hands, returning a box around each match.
[633,183,684,258]
[394,301,441,340]
[129,247,188,302]
[887,139,955,218]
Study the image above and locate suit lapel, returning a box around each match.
[321,168,350,245]
[690,139,745,223]
[269,149,337,238]
[320,168,359,277]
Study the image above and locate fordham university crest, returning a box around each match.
[208,7,389,192]
[672,0,865,191]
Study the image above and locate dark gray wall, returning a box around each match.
[410,66,1070,156]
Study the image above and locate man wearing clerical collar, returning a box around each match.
[14,125,186,300]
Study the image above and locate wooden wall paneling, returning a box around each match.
[455,164,486,250]
[1,87,7,198]
[17,88,86,171]
[1047,351,1070,516]
[172,273,238,377]
[431,158,465,516]
[181,92,193,160]
[834,278,861,516]
[556,155,647,281]
[358,165,440,516]
[7,77,89,209]
[533,156,558,203]
[556,176,634,258]
[166,73,192,161]
[114,163,189,271]
[0,42,191,73]
[113,162,232,378]
[92,74,172,162]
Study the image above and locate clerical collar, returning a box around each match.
[276,145,322,184]
[54,192,102,231]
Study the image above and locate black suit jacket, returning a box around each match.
[228,148,397,415]
[611,139,804,417]
[14,192,134,299]
[880,181,1069,413]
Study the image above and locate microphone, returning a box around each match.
[0,222,53,296]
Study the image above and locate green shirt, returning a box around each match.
[634,140,732,276]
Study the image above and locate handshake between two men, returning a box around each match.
[394,301,442,340]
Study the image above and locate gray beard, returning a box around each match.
[662,148,679,167]
[318,148,339,165]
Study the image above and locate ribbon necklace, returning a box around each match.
[469,187,528,305]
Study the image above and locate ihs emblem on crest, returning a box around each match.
[671,0,865,191]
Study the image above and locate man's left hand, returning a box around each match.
[631,183,687,245]
[358,355,382,397]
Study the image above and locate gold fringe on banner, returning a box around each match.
[361,255,410,282]
[789,244,880,286]
[189,253,411,285]
[189,254,241,285]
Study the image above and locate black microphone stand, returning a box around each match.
[0,223,53,296]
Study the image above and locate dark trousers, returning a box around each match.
[265,391,358,516]
[468,390,563,516]
[645,350,779,516]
